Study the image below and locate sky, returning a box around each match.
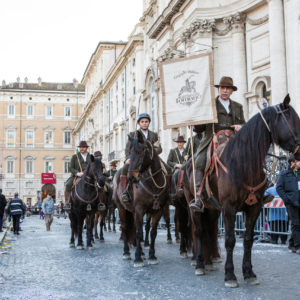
[0,0,143,84]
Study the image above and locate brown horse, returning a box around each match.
[189,95,300,287]
[114,131,169,266]
[94,192,107,242]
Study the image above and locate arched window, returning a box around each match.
[150,79,156,131]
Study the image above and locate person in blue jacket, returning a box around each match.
[276,155,300,254]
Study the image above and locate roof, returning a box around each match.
[0,82,85,92]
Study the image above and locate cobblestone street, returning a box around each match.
[0,215,300,300]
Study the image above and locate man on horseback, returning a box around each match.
[190,76,245,212]
[120,113,162,204]
[107,161,118,181]
[64,141,92,211]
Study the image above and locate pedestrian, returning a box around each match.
[276,155,300,254]
[6,192,25,235]
[42,193,55,231]
[40,208,44,220]
[0,189,7,232]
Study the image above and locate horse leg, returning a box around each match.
[149,212,162,264]
[223,206,238,287]
[108,210,112,232]
[94,215,99,240]
[175,207,180,243]
[164,205,172,244]
[112,209,116,232]
[87,214,94,249]
[179,205,188,258]
[134,210,144,267]
[243,205,261,285]
[144,214,151,247]
[69,213,76,248]
[77,216,84,249]
[100,215,105,242]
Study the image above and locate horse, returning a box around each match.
[106,182,117,232]
[144,203,172,247]
[69,155,106,250]
[188,95,300,287]
[113,131,169,266]
[94,194,107,242]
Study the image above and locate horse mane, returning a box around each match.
[222,107,277,187]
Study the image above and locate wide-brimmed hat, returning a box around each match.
[110,161,117,167]
[93,151,102,158]
[78,141,89,148]
[214,76,237,91]
[137,113,151,123]
[174,135,186,143]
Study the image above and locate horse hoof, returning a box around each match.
[87,246,94,251]
[191,260,196,266]
[95,236,99,240]
[195,268,205,276]
[122,254,131,260]
[176,239,180,243]
[205,264,216,271]
[69,243,75,248]
[148,259,159,265]
[245,277,260,285]
[108,229,112,232]
[76,245,84,250]
[133,261,144,267]
[100,239,105,243]
[144,242,149,247]
[180,252,188,259]
[141,255,146,260]
[212,257,222,263]
[167,239,172,244]
[104,228,107,232]
[225,280,239,288]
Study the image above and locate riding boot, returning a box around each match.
[176,170,185,197]
[120,175,131,204]
[64,191,71,212]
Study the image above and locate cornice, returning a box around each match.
[246,14,269,26]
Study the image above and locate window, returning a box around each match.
[6,130,16,147]
[45,105,53,118]
[25,130,34,147]
[25,181,33,188]
[44,131,53,146]
[151,80,156,131]
[6,181,14,188]
[7,160,14,174]
[64,131,71,145]
[45,161,53,173]
[26,160,33,174]
[8,104,15,118]
[27,105,34,118]
[64,106,71,119]
[64,161,71,173]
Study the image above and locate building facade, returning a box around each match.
[74,0,300,166]
[0,78,85,204]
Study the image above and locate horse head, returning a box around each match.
[271,94,300,159]
[128,130,153,182]
[88,155,106,189]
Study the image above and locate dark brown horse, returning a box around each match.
[189,95,300,287]
[114,131,169,266]
[69,156,106,250]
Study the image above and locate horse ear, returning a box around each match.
[90,154,95,162]
[136,130,145,144]
[283,94,290,108]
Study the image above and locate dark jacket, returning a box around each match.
[167,148,187,169]
[7,198,26,216]
[194,97,245,155]
[276,168,300,207]
[0,194,7,215]
[70,152,92,177]
[125,129,162,160]
[186,133,202,158]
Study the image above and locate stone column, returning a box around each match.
[268,0,288,104]
[231,14,248,109]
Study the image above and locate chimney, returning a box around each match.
[24,77,28,83]
[73,78,78,88]
[38,77,42,86]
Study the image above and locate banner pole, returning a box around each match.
[190,126,197,201]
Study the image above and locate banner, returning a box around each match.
[41,173,56,184]
[160,52,217,129]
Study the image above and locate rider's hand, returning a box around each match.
[231,125,242,131]
[77,172,84,177]
[109,176,113,180]
[125,159,130,165]
[175,164,182,169]
[184,155,189,161]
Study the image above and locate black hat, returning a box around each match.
[137,113,151,123]
[174,135,186,143]
[78,141,89,148]
[93,151,102,158]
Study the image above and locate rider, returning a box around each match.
[107,161,118,181]
[167,136,188,196]
[120,113,162,204]
[189,76,246,212]
[64,141,92,211]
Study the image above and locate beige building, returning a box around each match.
[0,78,85,204]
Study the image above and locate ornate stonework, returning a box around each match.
[246,15,269,26]
[158,47,185,62]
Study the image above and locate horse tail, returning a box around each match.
[125,210,136,247]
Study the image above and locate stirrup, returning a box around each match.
[121,193,131,204]
[97,203,106,212]
[175,188,184,198]
[189,199,204,213]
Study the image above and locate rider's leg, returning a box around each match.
[121,164,130,204]
[176,169,185,197]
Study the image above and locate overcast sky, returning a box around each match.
[0,0,143,84]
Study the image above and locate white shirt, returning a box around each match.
[141,129,148,139]
[81,153,87,162]
[178,148,184,156]
[218,97,230,114]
